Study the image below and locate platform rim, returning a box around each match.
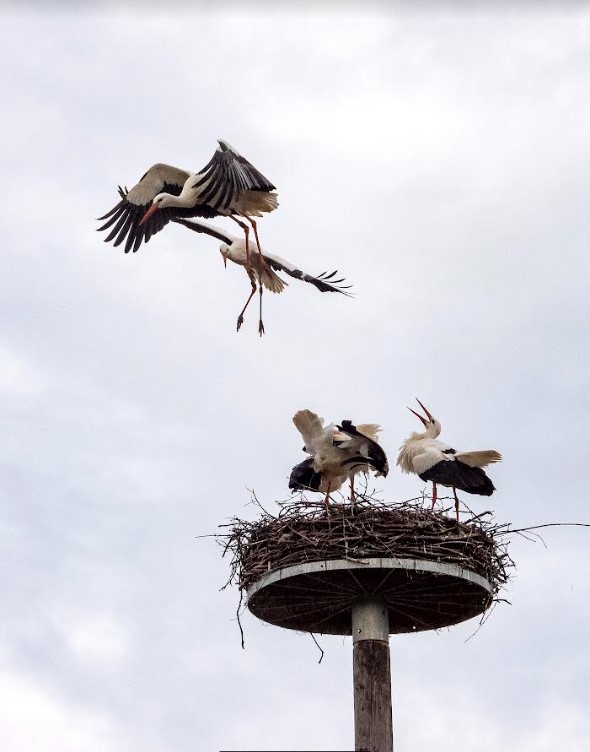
[245,556,493,606]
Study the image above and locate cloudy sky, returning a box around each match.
[1,3,588,751]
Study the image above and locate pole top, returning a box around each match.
[352,597,389,644]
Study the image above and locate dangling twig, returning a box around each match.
[309,632,325,664]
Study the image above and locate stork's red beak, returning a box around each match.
[220,249,228,268]
[415,398,434,421]
[407,398,433,427]
[140,204,159,226]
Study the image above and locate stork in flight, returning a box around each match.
[397,399,502,521]
[96,140,277,269]
[173,218,352,335]
[289,410,388,511]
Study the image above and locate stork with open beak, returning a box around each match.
[97,140,277,271]
[174,218,352,336]
[289,410,388,512]
[396,399,502,521]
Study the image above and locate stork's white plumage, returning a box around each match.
[290,410,389,510]
[97,140,277,263]
[173,218,352,335]
[397,399,502,521]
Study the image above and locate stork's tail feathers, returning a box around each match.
[455,450,502,468]
[239,190,279,216]
[260,191,279,211]
[355,424,382,441]
[260,268,287,294]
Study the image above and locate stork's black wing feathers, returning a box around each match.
[419,461,496,496]
[172,217,235,245]
[265,257,354,296]
[191,140,275,211]
[97,200,125,221]
[337,420,389,476]
[97,184,218,253]
[289,457,322,493]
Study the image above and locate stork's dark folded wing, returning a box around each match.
[338,420,389,476]
[289,457,322,492]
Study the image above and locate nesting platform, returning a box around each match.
[247,556,492,634]
[225,499,509,636]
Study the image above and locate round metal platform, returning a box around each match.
[246,557,493,635]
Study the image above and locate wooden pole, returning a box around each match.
[352,597,393,752]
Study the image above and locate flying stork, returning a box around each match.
[397,399,502,521]
[289,410,388,511]
[173,218,352,335]
[96,140,277,269]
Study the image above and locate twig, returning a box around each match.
[499,522,590,535]
[235,589,245,650]
[310,632,325,664]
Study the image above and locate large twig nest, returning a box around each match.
[222,495,513,635]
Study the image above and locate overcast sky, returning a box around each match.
[1,4,588,752]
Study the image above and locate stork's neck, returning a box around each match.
[170,188,198,208]
[416,421,441,440]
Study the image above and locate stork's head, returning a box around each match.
[140,193,175,225]
[219,244,231,268]
[407,399,441,438]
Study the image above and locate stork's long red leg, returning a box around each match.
[249,217,263,253]
[431,483,437,510]
[350,476,355,502]
[237,275,257,332]
[453,487,460,522]
[324,482,332,514]
[245,216,273,277]
[258,282,265,336]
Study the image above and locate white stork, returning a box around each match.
[289,410,389,511]
[173,218,352,335]
[397,399,502,521]
[97,140,278,268]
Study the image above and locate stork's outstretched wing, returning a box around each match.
[263,253,353,296]
[172,217,236,245]
[97,164,217,253]
[190,140,276,210]
[293,410,328,455]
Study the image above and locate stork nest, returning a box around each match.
[222,493,513,600]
